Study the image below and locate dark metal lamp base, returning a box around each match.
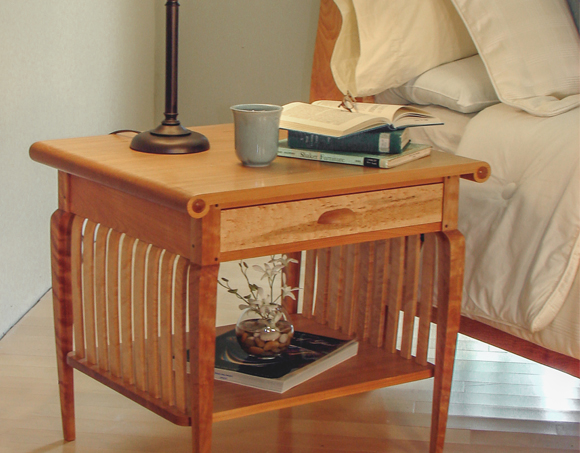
[130,123,210,155]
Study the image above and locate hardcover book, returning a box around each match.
[278,140,431,169]
[279,100,442,138]
[287,127,410,155]
[214,329,358,393]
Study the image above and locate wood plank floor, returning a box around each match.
[1,260,579,452]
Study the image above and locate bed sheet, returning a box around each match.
[456,103,579,334]
[380,102,579,342]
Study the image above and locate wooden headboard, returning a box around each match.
[310,0,375,104]
[309,0,343,103]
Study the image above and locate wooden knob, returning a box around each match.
[317,208,356,225]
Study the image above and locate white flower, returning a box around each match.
[271,254,298,268]
[281,273,298,300]
[252,263,279,280]
[218,254,300,321]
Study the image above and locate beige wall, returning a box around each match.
[0,0,320,338]
[0,1,157,338]
[154,1,320,126]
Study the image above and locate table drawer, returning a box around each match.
[220,184,443,254]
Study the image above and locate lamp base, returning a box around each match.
[130,123,210,155]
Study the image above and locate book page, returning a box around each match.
[313,100,440,126]
[313,100,400,122]
[280,102,386,136]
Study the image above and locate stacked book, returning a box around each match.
[278,100,441,168]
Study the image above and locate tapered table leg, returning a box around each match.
[430,230,465,453]
[189,263,220,453]
[51,210,76,441]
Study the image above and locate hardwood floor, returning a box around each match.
[1,260,578,452]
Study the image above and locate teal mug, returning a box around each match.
[231,104,282,167]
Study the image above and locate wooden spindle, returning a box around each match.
[384,237,405,353]
[173,257,189,413]
[94,226,109,371]
[106,230,122,377]
[133,240,149,391]
[326,246,345,330]
[120,235,136,385]
[160,251,176,406]
[82,220,97,365]
[340,243,359,336]
[400,235,421,359]
[70,216,85,359]
[369,240,390,347]
[301,249,317,318]
[356,242,374,341]
[416,233,436,366]
[146,246,162,398]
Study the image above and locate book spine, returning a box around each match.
[379,148,431,169]
[287,129,405,154]
[278,147,376,168]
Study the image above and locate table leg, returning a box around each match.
[430,230,465,453]
[188,263,220,453]
[50,210,76,441]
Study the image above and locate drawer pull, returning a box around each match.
[317,208,356,225]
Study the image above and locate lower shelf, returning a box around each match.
[68,315,435,427]
[212,315,434,422]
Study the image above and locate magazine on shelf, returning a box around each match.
[213,329,359,393]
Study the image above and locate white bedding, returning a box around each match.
[377,103,579,357]
[329,0,580,359]
[454,103,579,334]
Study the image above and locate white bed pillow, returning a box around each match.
[376,55,500,114]
[452,0,580,117]
[331,0,477,97]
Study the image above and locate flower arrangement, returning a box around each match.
[218,254,299,323]
[218,255,300,357]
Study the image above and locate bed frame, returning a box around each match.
[309,0,579,378]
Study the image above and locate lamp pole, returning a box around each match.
[131,0,210,154]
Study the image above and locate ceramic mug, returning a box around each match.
[231,104,282,167]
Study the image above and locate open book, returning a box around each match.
[279,100,443,138]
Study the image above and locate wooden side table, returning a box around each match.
[30,124,489,453]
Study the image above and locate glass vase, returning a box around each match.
[235,304,294,358]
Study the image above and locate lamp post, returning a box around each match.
[131,0,209,154]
